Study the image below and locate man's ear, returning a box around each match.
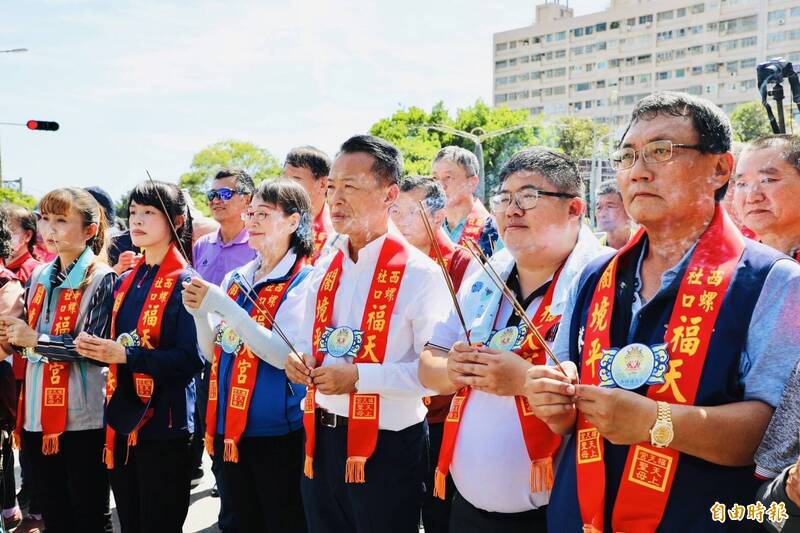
[568,197,586,219]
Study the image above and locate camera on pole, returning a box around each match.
[757,58,800,134]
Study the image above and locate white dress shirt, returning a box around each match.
[280,233,450,431]
[429,225,609,513]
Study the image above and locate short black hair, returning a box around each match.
[254,179,315,258]
[214,168,256,195]
[498,147,583,197]
[398,175,447,213]
[623,91,732,201]
[743,134,800,175]
[285,146,331,179]
[338,134,403,186]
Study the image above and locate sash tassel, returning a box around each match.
[42,433,60,455]
[530,457,554,494]
[204,432,215,456]
[433,468,448,500]
[345,456,367,484]
[103,445,114,469]
[223,438,239,463]
[303,454,314,479]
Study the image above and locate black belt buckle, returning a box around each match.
[319,410,346,428]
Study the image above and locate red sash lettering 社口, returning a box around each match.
[303,234,408,483]
[434,267,563,499]
[104,243,187,469]
[576,205,744,533]
[15,281,85,455]
[205,259,303,462]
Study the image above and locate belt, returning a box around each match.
[317,409,348,428]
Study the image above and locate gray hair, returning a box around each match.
[497,147,584,197]
[398,175,447,213]
[597,180,622,199]
[433,146,480,178]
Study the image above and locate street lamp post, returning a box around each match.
[0,48,28,54]
[423,123,536,202]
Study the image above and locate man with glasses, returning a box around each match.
[526,92,800,532]
[432,146,501,256]
[192,168,256,532]
[418,147,608,532]
[732,134,800,259]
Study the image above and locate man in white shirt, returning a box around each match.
[419,147,609,533]
[282,135,450,532]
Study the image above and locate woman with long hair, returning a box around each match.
[75,180,203,533]
[183,179,313,532]
[0,188,115,533]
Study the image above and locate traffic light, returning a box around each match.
[26,120,59,131]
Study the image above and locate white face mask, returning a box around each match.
[9,233,24,257]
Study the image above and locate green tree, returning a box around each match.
[546,116,610,161]
[178,140,281,214]
[0,187,36,209]
[369,100,541,198]
[730,101,773,143]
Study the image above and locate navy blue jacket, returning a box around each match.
[106,263,204,440]
[548,237,781,533]
[213,266,309,438]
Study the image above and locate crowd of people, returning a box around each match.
[0,90,798,532]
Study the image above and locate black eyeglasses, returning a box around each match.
[206,187,245,202]
[489,188,574,212]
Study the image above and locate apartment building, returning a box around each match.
[493,0,800,124]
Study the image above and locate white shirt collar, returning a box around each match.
[239,249,298,286]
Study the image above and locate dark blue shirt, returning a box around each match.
[106,263,204,440]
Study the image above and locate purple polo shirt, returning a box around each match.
[192,227,257,286]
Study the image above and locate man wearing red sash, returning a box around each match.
[419,148,609,533]
[433,146,501,257]
[278,135,450,532]
[389,174,478,533]
[526,92,800,532]
[733,134,800,260]
[282,145,335,264]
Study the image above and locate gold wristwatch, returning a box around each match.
[649,401,674,448]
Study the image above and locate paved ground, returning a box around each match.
[8,450,222,532]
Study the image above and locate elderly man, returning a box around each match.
[595,180,634,250]
[432,146,500,256]
[273,135,450,532]
[733,134,800,258]
[419,148,608,532]
[282,145,335,263]
[526,92,800,532]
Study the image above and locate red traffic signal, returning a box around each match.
[26,120,59,131]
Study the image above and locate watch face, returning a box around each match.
[652,422,674,446]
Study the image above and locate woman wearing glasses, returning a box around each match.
[183,179,314,532]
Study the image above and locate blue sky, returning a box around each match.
[1,0,602,202]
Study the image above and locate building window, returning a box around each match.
[676,68,686,78]
[556,49,566,58]
[691,3,705,14]
[657,10,674,22]
[586,26,594,35]
[596,22,607,32]
[496,43,507,52]
[576,82,591,91]
[657,71,671,80]
[610,20,620,29]
[495,60,508,70]
[640,14,653,24]
[768,10,786,24]
[677,8,687,17]
[495,94,508,104]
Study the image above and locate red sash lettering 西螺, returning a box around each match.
[303,234,408,483]
[15,282,85,455]
[205,259,303,462]
[434,268,563,498]
[104,244,187,469]
[576,206,744,533]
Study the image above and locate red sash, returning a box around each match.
[457,202,488,247]
[576,206,744,533]
[303,234,408,483]
[15,281,85,455]
[435,267,563,498]
[206,260,303,462]
[311,204,334,265]
[104,244,187,469]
